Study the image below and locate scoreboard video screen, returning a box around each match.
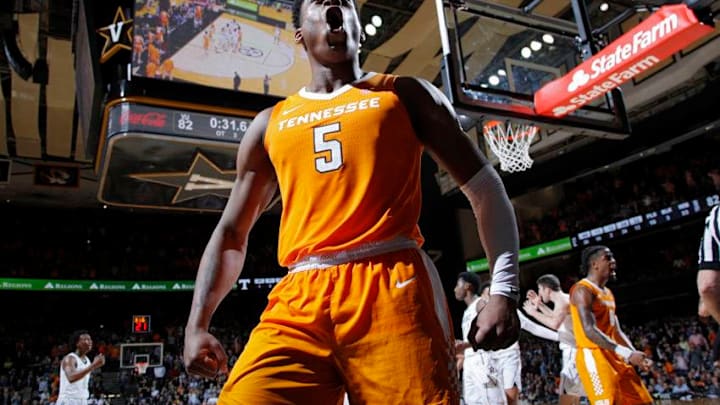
[132,0,310,97]
[96,98,256,212]
[571,194,719,247]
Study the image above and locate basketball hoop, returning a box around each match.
[482,120,538,173]
[135,362,149,375]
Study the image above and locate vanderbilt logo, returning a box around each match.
[130,152,235,204]
[185,174,234,191]
[97,7,133,63]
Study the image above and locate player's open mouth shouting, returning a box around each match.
[326,5,346,48]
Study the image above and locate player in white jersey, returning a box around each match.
[455,273,506,405]
[57,330,105,405]
[473,283,522,405]
[460,276,559,405]
[523,274,585,405]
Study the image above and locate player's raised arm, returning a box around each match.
[394,76,520,350]
[523,297,567,330]
[518,310,559,342]
[184,107,278,378]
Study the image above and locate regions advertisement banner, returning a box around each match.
[535,4,714,118]
[0,277,284,292]
[467,237,573,272]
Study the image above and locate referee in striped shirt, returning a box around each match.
[698,203,720,323]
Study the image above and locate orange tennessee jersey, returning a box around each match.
[570,278,619,349]
[161,59,174,75]
[264,73,424,267]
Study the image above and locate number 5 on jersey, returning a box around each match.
[314,123,343,173]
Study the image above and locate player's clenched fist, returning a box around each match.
[468,294,520,351]
[184,328,229,378]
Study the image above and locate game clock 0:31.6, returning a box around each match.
[108,102,254,143]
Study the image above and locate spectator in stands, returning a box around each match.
[671,376,692,399]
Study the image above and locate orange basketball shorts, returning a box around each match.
[219,248,459,404]
[576,347,652,405]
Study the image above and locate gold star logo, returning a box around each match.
[130,153,235,204]
[97,7,133,64]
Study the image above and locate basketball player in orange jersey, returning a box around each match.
[159,58,174,80]
[144,61,157,78]
[202,30,211,56]
[183,0,521,403]
[147,42,161,66]
[569,246,653,405]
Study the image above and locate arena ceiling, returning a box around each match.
[0,0,719,208]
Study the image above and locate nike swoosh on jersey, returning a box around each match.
[282,105,302,116]
[395,276,417,289]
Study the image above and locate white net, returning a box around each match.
[482,120,538,173]
[135,362,149,375]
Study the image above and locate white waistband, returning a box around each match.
[287,238,419,273]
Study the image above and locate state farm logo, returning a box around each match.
[567,70,590,92]
[119,111,168,128]
[539,5,710,118]
[566,13,678,94]
[552,104,577,117]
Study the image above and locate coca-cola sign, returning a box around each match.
[119,111,168,128]
[106,102,251,143]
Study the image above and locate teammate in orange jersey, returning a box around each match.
[569,246,653,405]
[147,42,161,66]
[202,30,211,56]
[144,61,157,78]
[182,0,521,403]
[159,58,174,80]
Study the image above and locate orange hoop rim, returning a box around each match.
[483,120,539,142]
[135,361,149,374]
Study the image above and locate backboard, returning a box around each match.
[435,0,634,163]
[119,342,164,369]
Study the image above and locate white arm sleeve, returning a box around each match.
[518,310,559,342]
[460,165,520,300]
